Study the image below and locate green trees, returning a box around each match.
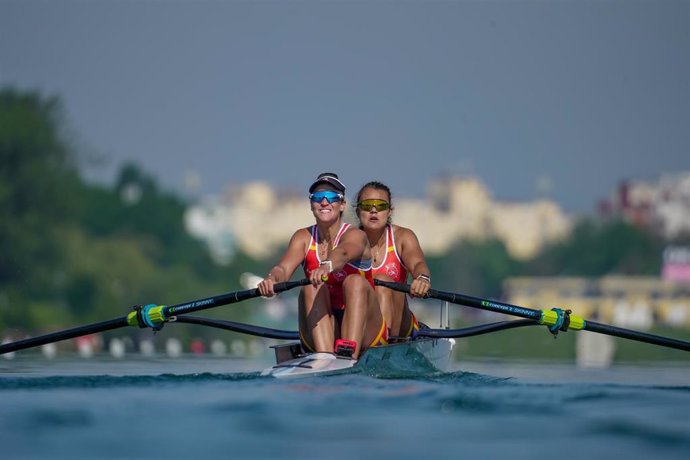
[524,219,664,277]
[0,88,243,335]
[428,238,518,298]
[0,89,81,330]
[425,219,664,300]
[0,90,79,286]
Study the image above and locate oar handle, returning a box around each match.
[374,279,410,293]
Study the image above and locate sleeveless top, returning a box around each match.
[372,224,408,283]
[302,223,374,310]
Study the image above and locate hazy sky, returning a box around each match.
[1,0,689,212]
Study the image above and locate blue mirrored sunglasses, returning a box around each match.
[309,191,344,204]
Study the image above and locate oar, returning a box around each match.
[172,316,300,340]
[375,280,690,352]
[0,279,309,355]
[173,316,539,340]
[416,319,541,338]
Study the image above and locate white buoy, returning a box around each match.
[109,338,126,359]
[41,342,57,359]
[76,338,94,359]
[210,339,227,356]
[139,339,155,356]
[165,338,182,358]
[576,331,616,368]
[230,339,247,357]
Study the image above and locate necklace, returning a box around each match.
[371,232,386,264]
[372,245,381,264]
[317,231,336,260]
[318,241,331,260]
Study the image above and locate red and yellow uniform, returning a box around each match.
[302,223,387,349]
[372,225,420,339]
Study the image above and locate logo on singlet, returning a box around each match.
[385,262,399,279]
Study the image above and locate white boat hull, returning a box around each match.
[261,337,455,379]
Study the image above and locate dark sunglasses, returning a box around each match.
[357,199,390,212]
[309,191,344,204]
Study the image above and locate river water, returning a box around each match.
[1,356,688,459]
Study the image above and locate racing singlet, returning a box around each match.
[372,224,408,283]
[302,223,374,310]
[371,224,420,339]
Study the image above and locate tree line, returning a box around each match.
[0,88,263,339]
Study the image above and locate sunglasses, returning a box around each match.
[309,191,344,204]
[357,199,390,212]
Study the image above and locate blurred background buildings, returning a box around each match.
[185,171,690,341]
[185,175,573,264]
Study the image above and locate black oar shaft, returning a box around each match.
[429,288,543,321]
[0,317,128,354]
[173,316,300,340]
[163,279,308,317]
[416,319,540,338]
[375,279,690,353]
[585,320,690,352]
[374,280,543,320]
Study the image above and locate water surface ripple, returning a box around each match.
[1,361,689,460]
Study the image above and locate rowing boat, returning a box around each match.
[261,337,456,378]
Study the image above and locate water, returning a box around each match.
[1,357,689,460]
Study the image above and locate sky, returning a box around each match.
[1,0,689,213]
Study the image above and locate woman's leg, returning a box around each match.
[298,284,336,353]
[374,274,413,339]
[340,275,384,358]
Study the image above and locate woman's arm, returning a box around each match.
[312,228,368,285]
[258,229,309,296]
[396,226,432,297]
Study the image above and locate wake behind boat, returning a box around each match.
[261,337,455,379]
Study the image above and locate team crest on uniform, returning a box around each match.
[385,263,399,279]
[333,270,347,281]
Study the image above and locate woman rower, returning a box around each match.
[257,173,387,359]
[354,181,432,340]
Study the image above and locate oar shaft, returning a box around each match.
[173,316,300,340]
[126,279,310,329]
[374,280,543,320]
[429,288,543,321]
[0,279,309,355]
[375,279,690,353]
[585,320,690,352]
[0,317,128,354]
[416,319,540,338]
[163,279,308,317]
